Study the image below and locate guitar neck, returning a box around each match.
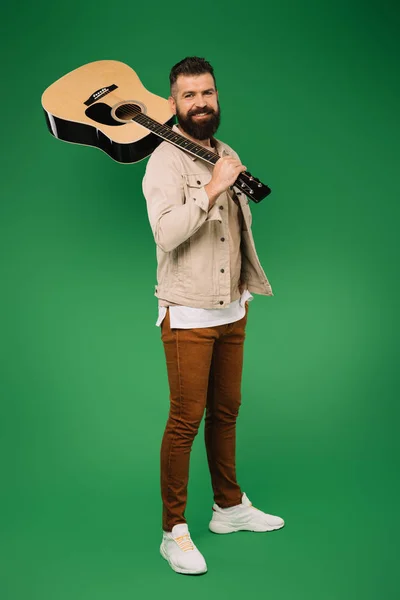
[133,112,219,165]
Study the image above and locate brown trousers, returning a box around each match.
[160,303,249,531]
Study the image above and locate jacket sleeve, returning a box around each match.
[142,148,218,252]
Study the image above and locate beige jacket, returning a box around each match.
[142,124,273,309]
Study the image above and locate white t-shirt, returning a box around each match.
[156,289,253,329]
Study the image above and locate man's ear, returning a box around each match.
[168,96,177,115]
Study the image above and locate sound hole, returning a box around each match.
[114,103,142,121]
[85,103,125,126]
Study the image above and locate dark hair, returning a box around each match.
[169,56,217,95]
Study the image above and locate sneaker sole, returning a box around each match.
[160,544,208,575]
[208,521,285,534]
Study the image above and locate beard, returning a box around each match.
[176,101,221,141]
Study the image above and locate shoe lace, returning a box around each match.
[174,533,195,552]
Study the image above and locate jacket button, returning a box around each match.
[197,180,201,185]
[219,301,223,305]
[220,237,225,242]
[220,268,225,273]
[219,205,223,210]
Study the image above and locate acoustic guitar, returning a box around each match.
[41,60,271,202]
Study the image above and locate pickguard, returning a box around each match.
[85,102,124,126]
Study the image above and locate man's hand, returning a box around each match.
[205,156,247,208]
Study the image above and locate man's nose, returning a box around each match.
[194,96,207,107]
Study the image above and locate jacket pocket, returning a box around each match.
[182,172,212,193]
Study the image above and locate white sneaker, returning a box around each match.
[160,523,208,575]
[209,492,285,534]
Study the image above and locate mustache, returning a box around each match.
[189,108,214,116]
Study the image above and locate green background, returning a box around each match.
[1,0,399,598]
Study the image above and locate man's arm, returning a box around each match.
[143,148,216,253]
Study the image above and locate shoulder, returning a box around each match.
[146,140,184,167]
[143,140,185,186]
[143,141,184,182]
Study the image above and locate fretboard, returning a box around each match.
[133,112,220,165]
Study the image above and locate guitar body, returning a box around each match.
[42,60,175,163]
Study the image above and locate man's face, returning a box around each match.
[169,73,220,141]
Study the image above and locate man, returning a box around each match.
[142,57,284,576]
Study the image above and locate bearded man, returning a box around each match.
[142,56,284,576]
